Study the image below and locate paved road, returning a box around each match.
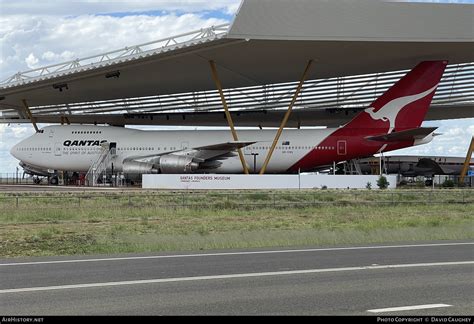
[1,241,473,315]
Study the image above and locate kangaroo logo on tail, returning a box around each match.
[364,85,438,134]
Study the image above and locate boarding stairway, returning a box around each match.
[86,142,117,186]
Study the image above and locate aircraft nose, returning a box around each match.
[10,139,25,160]
[10,143,19,159]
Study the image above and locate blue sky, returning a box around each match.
[0,0,473,173]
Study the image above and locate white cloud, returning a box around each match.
[0,13,229,80]
[0,0,241,16]
[41,51,56,61]
[223,1,242,15]
[41,50,75,62]
[0,124,36,174]
[24,53,39,68]
[389,118,474,157]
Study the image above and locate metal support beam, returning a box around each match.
[209,60,249,174]
[21,99,39,132]
[460,136,474,183]
[259,60,314,175]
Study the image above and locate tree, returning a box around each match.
[377,175,390,189]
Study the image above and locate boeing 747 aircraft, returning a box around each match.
[10,61,447,181]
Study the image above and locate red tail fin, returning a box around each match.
[345,61,447,133]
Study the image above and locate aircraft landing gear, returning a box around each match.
[49,176,59,185]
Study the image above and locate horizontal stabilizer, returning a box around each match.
[366,127,438,142]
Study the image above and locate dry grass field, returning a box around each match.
[0,189,472,257]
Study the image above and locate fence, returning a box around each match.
[0,190,472,211]
[0,173,132,186]
[0,173,37,185]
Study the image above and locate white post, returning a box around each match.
[379,154,382,175]
[298,168,301,190]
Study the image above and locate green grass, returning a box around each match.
[0,192,474,257]
[1,189,473,210]
[0,190,473,257]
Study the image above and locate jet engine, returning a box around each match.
[122,161,159,174]
[159,155,199,173]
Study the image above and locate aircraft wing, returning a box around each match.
[125,141,256,164]
[365,127,438,142]
[189,141,257,161]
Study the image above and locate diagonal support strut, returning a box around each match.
[209,60,249,174]
[21,99,39,133]
[460,136,474,184]
[259,60,314,175]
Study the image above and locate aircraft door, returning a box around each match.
[109,142,117,154]
[54,142,62,156]
[337,140,347,155]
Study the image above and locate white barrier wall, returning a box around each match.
[142,174,397,190]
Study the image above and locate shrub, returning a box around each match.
[377,176,390,189]
[442,179,455,188]
[415,180,425,188]
[366,182,372,190]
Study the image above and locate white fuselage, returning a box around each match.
[11,125,335,174]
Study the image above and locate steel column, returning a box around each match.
[209,60,249,174]
[259,60,314,174]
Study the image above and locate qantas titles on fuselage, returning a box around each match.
[63,140,107,147]
[10,61,448,175]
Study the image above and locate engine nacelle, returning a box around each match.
[122,161,158,174]
[159,155,199,173]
